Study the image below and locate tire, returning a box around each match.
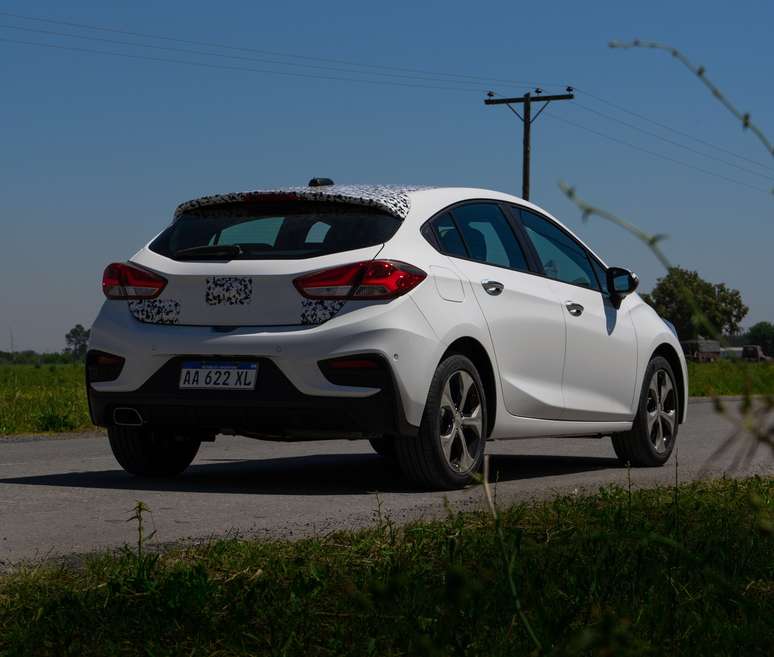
[612,356,679,467]
[108,426,201,477]
[396,354,487,490]
[369,435,397,460]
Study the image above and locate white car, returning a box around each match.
[87,181,687,489]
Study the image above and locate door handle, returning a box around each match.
[481,279,504,296]
[565,302,584,316]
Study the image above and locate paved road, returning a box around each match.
[1,400,771,566]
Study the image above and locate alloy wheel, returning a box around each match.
[645,368,677,454]
[438,369,483,473]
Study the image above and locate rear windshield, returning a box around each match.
[149,201,402,260]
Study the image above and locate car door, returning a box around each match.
[428,203,567,420]
[518,208,637,421]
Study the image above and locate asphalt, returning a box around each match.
[0,399,771,567]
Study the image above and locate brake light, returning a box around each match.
[102,262,167,299]
[293,260,426,300]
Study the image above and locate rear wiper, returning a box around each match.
[174,244,244,260]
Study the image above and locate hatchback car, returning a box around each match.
[87,182,687,489]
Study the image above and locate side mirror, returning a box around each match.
[606,267,639,308]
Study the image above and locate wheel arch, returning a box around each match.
[441,337,497,437]
[651,342,687,423]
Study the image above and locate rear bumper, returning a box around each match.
[88,296,442,428]
[87,355,417,438]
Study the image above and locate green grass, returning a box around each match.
[688,360,774,396]
[1,361,773,436]
[0,477,772,656]
[0,364,91,435]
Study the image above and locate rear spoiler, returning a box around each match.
[174,185,435,221]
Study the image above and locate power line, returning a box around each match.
[4,36,767,198]
[3,10,770,173]
[0,37,492,93]
[0,10,558,89]
[544,111,772,195]
[0,22,522,90]
[574,87,774,173]
[571,101,773,181]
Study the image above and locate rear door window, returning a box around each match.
[519,209,599,290]
[430,213,468,258]
[451,203,529,271]
[150,202,401,260]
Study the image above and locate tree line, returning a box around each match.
[643,267,774,354]
[1,324,90,365]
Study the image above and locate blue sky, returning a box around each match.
[1,0,772,351]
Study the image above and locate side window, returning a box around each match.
[590,258,609,295]
[431,213,468,257]
[452,203,529,270]
[519,210,599,290]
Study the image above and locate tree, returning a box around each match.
[640,267,748,340]
[64,324,91,360]
[746,322,774,357]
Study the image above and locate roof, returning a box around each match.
[171,184,610,268]
[174,184,437,221]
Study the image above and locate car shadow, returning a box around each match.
[0,452,621,496]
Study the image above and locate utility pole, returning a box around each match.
[484,87,574,200]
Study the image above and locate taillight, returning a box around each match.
[293,260,426,300]
[102,262,167,299]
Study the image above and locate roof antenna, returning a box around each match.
[308,177,335,187]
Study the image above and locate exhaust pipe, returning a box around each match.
[113,407,144,427]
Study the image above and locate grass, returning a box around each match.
[0,360,772,436]
[687,360,774,397]
[0,364,91,435]
[0,477,772,656]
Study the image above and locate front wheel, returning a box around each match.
[396,354,487,489]
[108,426,201,477]
[612,356,679,467]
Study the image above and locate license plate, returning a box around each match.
[179,361,257,390]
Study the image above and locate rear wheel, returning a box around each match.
[396,354,487,489]
[108,426,201,477]
[612,356,679,467]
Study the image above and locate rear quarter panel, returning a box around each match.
[379,196,507,435]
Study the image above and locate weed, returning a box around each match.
[3,478,769,656]
[124,501,158,585]
[687,360,774,397]
[0,364,90,434]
